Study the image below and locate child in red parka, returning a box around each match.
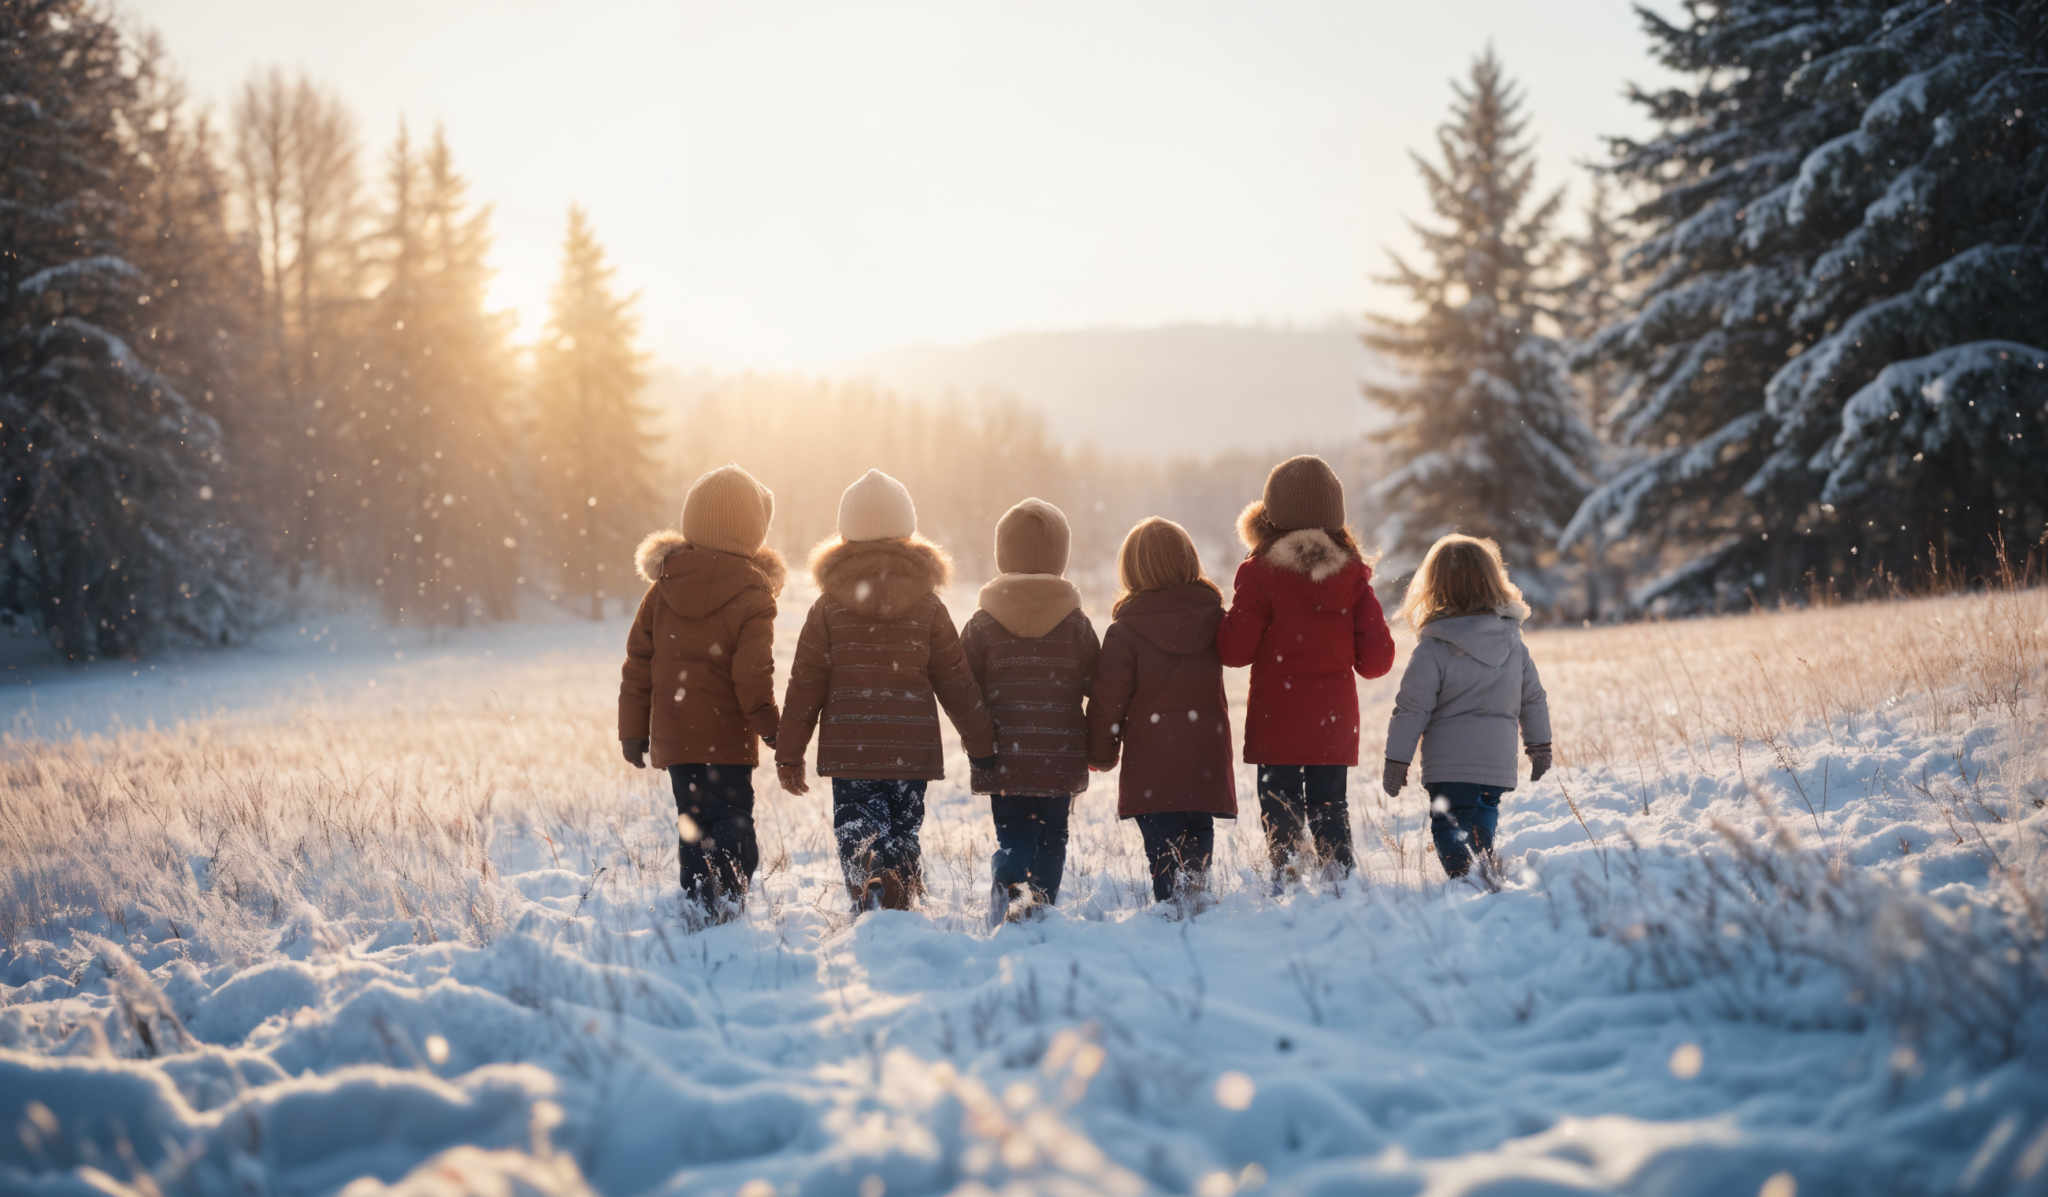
[1217,455,1395,886]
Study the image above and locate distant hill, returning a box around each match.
[845,321,1392,460]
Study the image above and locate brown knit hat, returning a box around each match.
[682,464,775,557]
[1258,454,1346,532]
[994,498,1070,576]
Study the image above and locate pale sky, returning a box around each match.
[134,0,1666,371]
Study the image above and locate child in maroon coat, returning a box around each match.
[1217,456,1395,886]
[1089,518,1238,906]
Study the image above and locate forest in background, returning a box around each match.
[3,0,2044,659]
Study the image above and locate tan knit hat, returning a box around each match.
[1260,455,1346,532]
[682,464,774,557]
[837,468,918,542]
[995,498,1070,576]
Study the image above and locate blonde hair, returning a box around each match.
[1114,517,1219,615]
[1399,534,1526,627]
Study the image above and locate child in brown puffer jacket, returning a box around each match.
[619,464,785,923]
[1087,518,1237,907]
[776,469,998,913]
[962,499,1099,922]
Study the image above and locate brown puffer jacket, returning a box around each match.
[962,574,1099,798]
[1086,582,1238,819]
[777,536,997,780]
[618,533,785,768]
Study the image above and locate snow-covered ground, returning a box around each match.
[2,585,2045,1196]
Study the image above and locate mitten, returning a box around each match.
[1527,743,1552,782]
[622,738,649,769]
[1381,757,1409,797]
[776,761,809,796]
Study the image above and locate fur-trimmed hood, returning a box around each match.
[635,530,786,617]
[1260,528,1359,583]
[810,534,951,617]
[978,573,1082,639]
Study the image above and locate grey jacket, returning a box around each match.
[1385,610,1550,789]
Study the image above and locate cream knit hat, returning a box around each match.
[682,464,775,556]
[836,469,917,542]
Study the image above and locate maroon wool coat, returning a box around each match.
[1216,529,1396,766]
[1086,583,1238,820]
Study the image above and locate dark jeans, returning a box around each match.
[991,795,1071,906]
[833,778,928,910]
[1134,812,1214,902]
[1258,764,1355,878]
[1427,782,1503,879]
[668,764,758,915]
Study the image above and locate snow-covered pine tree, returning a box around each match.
[1562,3,1878,609]
[1559,177,1635,618]
[1750,0,2048,579]
[531,206,657,620]
[0,2,261,657]
[1366,48,1598,604]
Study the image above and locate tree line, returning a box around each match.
[3,2,655,656]
[5,0,2043,659]
[1371,3,2047,615]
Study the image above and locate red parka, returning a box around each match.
[1217,529,1396,766]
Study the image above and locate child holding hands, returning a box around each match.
[617,464,784,923]
[1087,518,1237,907]
[776,470,998,913]
[1217,456,1395,887]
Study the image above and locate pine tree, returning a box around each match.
[1751,0,2048,580]
[1562,4,1876,608]
[1365,48,1597,604]
[0,2,259,657]
[1558,178,1635,617]
[359,122,435,622]
[1570,1,2046,604]
[531,206,656,619]
[229,68,367,589]
[415,128,525,623]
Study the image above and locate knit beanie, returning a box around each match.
[837,468,918,542]
[995,498,1070,576]
[1260,455,1346,532]
[682,464,774,557]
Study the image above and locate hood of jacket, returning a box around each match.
[810,534,951,618]
[636,532,785,618]
[1116,582,1223,656]
[1262,528,1359,583]
[1420,607,1527,668]
[978,573,1082,639]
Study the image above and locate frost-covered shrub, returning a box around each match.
[1595,817,2048,1064]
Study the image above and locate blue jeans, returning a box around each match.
[1427,782,1503,878]
[668,765,757,915]
[991,795,1071,905]
[1134,812,1214,901]
[833,778,928,910]
[1258,764,1354,878]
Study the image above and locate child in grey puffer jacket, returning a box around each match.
[1381,534,1552,879]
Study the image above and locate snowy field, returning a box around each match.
[3,584,2046,1196]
